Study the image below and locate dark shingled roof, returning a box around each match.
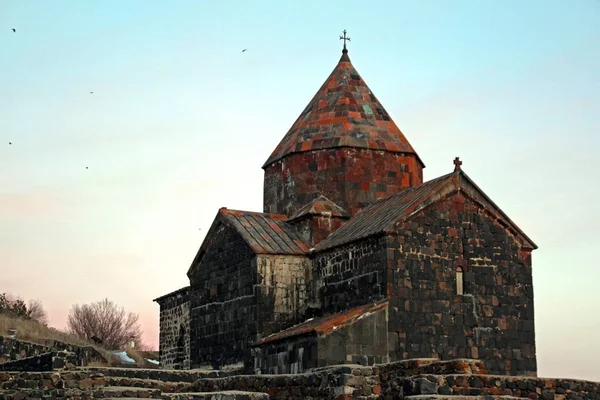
[314,172,454,251]
[263,51,423,168]
[314,169,537,252]
[219,208,311,255]
[254,300,388,346]
[187,208,310,278]
[288,195,350,221]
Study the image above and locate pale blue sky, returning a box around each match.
[1,1,599,380]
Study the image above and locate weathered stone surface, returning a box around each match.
[0,352,54,372]
[155,287,190,370]
[264,148,423,218]
[0,336,106,368]
[315,235,388,314]
[1,361,600,400]
[187,224,257,371]
[386,193,537,376]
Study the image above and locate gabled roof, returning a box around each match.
[314,169,537,252]
[263,51,423,168]
[254,300,388,346]
[188,208,310,275]
[288,195,350,221]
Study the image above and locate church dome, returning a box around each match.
[263,50,423,168]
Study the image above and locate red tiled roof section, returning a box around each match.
[220,208,310,255]
[263,52,423,168]
[288,195,350,221]
[255,300,388,346]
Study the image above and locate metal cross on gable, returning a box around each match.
[454,157,463,172]
[339,29,350,53]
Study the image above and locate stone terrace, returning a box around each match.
[0,358,599,400]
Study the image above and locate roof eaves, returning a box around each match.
[153,286,190,303]
[313,231,387,253]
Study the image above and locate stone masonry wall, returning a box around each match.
[314,235,387,314]
[188,224,257,371]
[386,191,537,376]
[256,255,311,338]
[0,336,106,367]
[156,288,190,370]
[318,305,389,368]
[252,335,319,374]
[263,148,423,218]
[0,336,47,363]
[290,215,347,247]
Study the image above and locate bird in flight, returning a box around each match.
[86,167,88,169]
[12,29,15,33]
[242,49,247,52]
[9,142,12,145]
[90,91,93,94]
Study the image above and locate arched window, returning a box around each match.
[456,267,464,295]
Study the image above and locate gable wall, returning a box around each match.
[314,235,388,314]
[188,224,257,371]
[386,191,536,376]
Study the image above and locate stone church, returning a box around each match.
[154,39,538,377]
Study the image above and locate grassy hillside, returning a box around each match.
[0,313,91,347]
[0,313,158,367]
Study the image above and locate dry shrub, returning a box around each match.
[67,299,142,350]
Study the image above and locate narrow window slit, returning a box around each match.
[456,267,464,295]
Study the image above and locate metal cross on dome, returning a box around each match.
[339,29,351,53]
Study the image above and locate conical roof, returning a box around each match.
[263,51,423,168]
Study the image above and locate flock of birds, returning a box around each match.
[7,28,248,174]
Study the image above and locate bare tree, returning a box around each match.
[67,298,142,350]
[27,299,49,325]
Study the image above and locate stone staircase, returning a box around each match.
[0,369,268,399]
[394,373,600,400]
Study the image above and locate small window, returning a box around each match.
[456,267,464,295]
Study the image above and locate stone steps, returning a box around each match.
[80,367,227,382]
[0,388,270,400]
[0,386,163,399]
[391,374,598,400]
[406,395,527,400]
[162,391,269,400]
[105,377,189,392]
